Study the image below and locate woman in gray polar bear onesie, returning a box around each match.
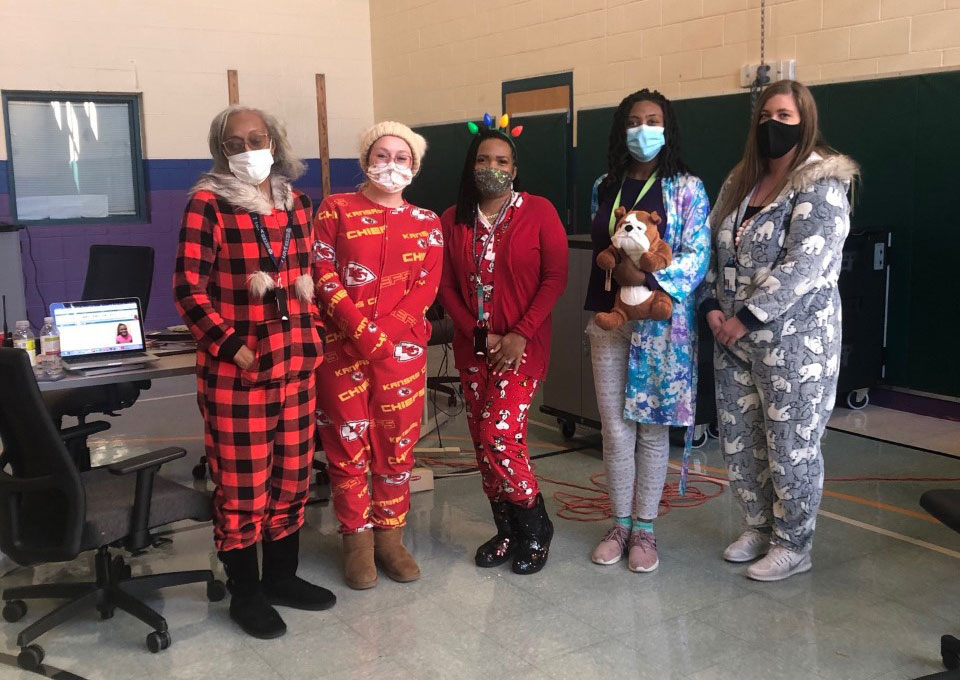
[700,80,859,582]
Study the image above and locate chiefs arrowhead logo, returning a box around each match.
[397,387,412,397]
[394,342,424,362]
[340,419,370,442]
[316,409,332,427]
[428,229,443,247]
[361,216,378,225]
[312,240,335,262]
[351,371,364,383]
[343,262,377,286]
[322,281,338,293]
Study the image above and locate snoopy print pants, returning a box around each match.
[713,323,839,554]
[460,361,540,507]
[315,338,427,533]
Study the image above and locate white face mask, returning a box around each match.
[228,148,274,185]
[366,162,413,193]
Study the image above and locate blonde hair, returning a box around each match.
[207,105,305,180]
[713,80,835,227]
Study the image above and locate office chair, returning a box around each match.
[43,245,156,469]
[0,348,224,671]
[917,489,960,679]
[426,301,459,407]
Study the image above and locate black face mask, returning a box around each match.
[757,119,801,159]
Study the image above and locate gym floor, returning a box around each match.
[3,371,960,680]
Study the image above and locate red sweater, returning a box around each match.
[439,193,568,380]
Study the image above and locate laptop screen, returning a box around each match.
[51,299,146,358]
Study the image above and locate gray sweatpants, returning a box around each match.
[586,319,670,521]
[714,325,837,554]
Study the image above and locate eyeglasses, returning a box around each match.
[222,132,271,156]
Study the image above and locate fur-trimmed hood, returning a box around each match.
[190,172,295,214]
[788,151,860,191]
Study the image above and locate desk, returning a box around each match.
[38,353,196,392]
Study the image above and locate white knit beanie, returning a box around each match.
[358,121,427,176]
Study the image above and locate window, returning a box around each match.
[2,91,146,223]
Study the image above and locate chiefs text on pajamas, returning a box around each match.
[312,191,442,533]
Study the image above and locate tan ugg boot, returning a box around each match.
[342,530,377,590]
[373,528,421,583]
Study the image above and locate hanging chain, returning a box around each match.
[751,0,767,112]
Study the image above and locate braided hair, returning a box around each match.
[601,88,689,195]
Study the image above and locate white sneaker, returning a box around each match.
[746,546,812,582]
[723,529,771,563]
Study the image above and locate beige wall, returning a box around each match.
[0,0,375,160]
[370,0,960,126]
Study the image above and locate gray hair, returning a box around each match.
[207,105,305,181]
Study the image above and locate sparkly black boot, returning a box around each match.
[475,501,516,568]
[510,494,554,575]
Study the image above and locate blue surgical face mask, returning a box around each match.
[625,124,665,162]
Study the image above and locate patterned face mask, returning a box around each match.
[474,167,513,198]
[366,162,413,193]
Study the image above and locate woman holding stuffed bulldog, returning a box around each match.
[700,80,858,581]
[585,88,711,573]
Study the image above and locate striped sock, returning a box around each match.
[614,516,631,530]
[633,520,654,535]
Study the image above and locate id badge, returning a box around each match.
[473,326,488,357]
[723,266,737,293]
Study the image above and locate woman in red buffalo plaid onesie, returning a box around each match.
[174,106,335,640]
[313,121,442,590]
[438,127,568,575]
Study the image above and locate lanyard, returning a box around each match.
[608,172,658,236]
[471,197,513,325]
[250,212,293,281]
[250,212,294,321]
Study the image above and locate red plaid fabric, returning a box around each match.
[312,191,442,533]
[199,372,315,550]
[460,361,541,506]
[174,188,319,373]
[174,185,322,551]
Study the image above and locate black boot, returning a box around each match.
[262,530,337,611]
[475,501,516,568]
[219,544,287,639]
[510,494,554,575]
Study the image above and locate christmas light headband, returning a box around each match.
[467,112,523,138]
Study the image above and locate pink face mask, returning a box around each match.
[366,162,413,193]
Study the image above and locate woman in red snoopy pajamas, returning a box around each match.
[175,106,335,640]
[439,123,568,575]
[313,121,442,590]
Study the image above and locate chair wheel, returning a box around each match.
[3,599,26,622]
[112,555,132,580]
[206,579,226,602]
[146,630,171,653]
[559,419,576,440]
[191,463,207,480]
[17,644,44,671]
[99,605,115,620]
[942,635,960,670]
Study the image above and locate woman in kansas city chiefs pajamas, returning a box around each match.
[313,121,442,590]
[701,80,859,582]
[174,106,335,640]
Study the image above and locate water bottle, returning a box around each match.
[13,320,40,376]
[39,316,63,379]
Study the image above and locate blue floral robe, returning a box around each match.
[591,173,711,426]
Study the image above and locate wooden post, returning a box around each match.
[227,69,239,105]
[316,73,331,198]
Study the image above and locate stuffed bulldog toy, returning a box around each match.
[594,207,673,330]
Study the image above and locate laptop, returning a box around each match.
[51,297,158,370]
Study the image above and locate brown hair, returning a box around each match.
[713,80,834,228]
